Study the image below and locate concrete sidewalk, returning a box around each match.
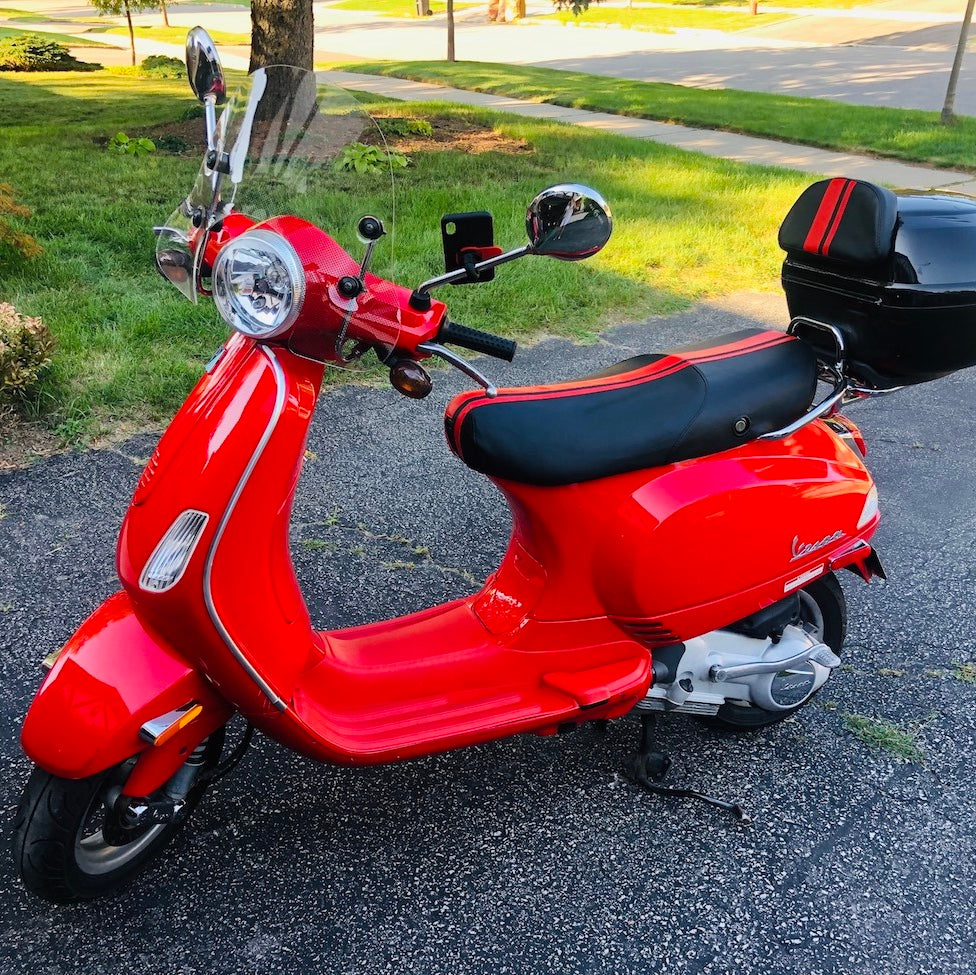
[321,69,976,194]
[56,28,976,195]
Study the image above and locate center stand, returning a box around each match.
[624,714,752,824]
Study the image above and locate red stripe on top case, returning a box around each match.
[802,178,848,255]
[820,179,856,256]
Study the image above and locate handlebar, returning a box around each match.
[437,320,517,362]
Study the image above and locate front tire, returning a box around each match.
[12,735,222,903]
[708,573,847,731]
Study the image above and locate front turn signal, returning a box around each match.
[389,360,433,399]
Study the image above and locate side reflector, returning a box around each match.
[139,509,209,593]
[857,485,879,529]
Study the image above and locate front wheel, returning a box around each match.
[12,734,223,903]
[707,573,847,731]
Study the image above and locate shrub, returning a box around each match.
[377,117,434,138]
[334,142,408,175]
[108,55,187,80]
[0,184,42,262]
[0,33,88,72]
[108,131,156,157]
[178,103,206,122]
[140,54,184,78]
[406,118,434,137]
[154,133,191,154]
[0,303,55,406]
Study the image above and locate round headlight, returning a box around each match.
[212,229,305,338]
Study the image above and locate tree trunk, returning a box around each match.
[515,0,525,19]
[249,0,314,73]
[124,0,135,66]
[447,0,455,60]
[161,0,169,28]
[942,0,976,124]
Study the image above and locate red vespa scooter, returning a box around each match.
[21,31,963,904]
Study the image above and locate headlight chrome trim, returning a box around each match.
[212,228,306,339]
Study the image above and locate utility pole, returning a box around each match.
[942,0,976,124]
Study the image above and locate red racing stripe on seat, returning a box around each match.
[821,179,856,257]
[445,330,793,455]
[802,177,848,256]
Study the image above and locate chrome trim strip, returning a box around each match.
[202,345,288,712]
[139,701,200,745]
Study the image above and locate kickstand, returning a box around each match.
[624,714,752,825]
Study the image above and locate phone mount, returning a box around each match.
[409,184,613,311]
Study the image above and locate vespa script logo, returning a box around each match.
[791,529,846,561]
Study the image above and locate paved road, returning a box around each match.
[542,42,976,114]
[313,17,976,116]
[252,8,976,115]
[3,293,976,973]
[12,0,976,114]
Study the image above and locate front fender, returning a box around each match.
[21,591,229,780]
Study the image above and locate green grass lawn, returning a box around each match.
[0,69,811,437]
[0,9,51,22]
[104,25,250,46]
[540,7,792,32]
[662,0,866,8]
[338,60,976,171]
[0,26,110,46]
[327,0,480,13]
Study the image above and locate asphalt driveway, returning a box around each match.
[2,295,976,973]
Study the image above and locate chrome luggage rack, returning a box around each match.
[760,317,903,440]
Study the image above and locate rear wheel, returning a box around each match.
[12,733,223,903]
[708,573,847,731]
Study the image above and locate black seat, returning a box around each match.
[444,329,818,487]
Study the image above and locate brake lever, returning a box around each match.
[418,341,497,397]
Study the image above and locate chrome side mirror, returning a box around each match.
[526,184,612,261]
[186,26,226,105]
[187,27,226,156]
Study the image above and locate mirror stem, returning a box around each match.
[204,94,218,155]
[411,245,531,310]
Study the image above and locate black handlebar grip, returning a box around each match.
[438,320,517,362]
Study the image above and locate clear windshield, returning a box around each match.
[156,66,400,367]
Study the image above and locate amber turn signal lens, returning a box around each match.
[389,360,433,399]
